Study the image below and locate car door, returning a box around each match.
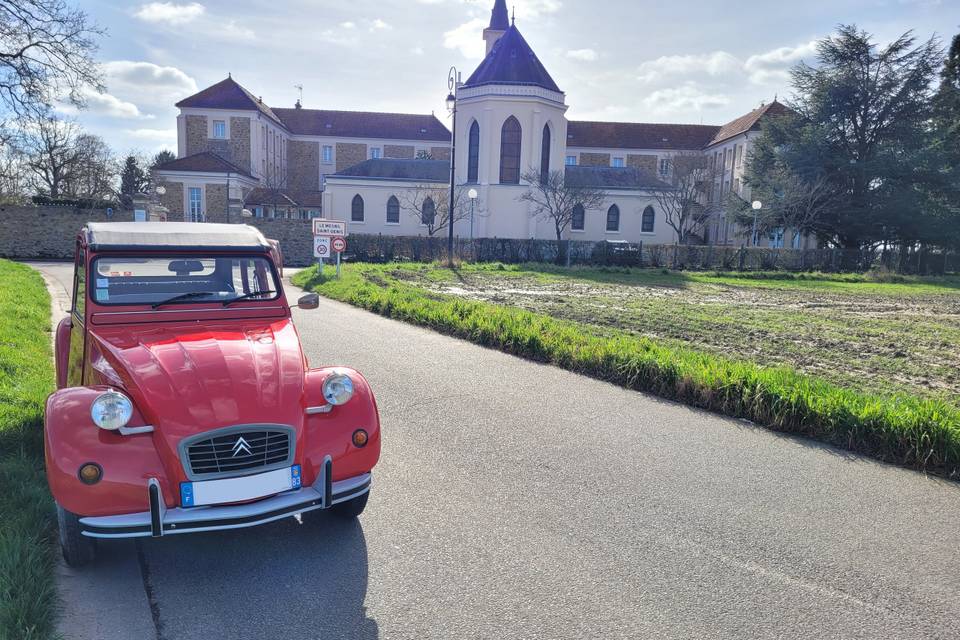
[66,243,87,388]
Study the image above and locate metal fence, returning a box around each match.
[340,234,958,274]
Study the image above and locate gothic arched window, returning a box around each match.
[351,194,364,222]
[641,206,655,233]
[606,204,620,232]
[499,116,521,184]
[540,124,551,184]
[387,195,400,224]
[572,203,585,231]
[467,121,480,183]
[422,197,436,225]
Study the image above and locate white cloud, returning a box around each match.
[744,41,817,85]
[340,21,356,29]
[637,51,741,84]
[134,2,205,25]
[125,128,177,142]
[101,61,197,110]
[411,45,425,56]
[59,89,143,119]
[567,48,598,62]
[444,19,487,59]
[515,0,562,19]
[370,19,392,32]
[222,20,255,41]
[643,84,730,113]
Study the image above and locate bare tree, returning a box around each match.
[0,142,28,203]
[259,163,291,218]
[398,183,475,237]
[0,0,104,121]
[518,168,607,262]
[736,168,838,241]
[21,110,81,197]
[650,152,720,244]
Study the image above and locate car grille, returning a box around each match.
[183,427,293,478]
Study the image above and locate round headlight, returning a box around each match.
[322,373,354,406]
[90,390,133,431]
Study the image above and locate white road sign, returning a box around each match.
[312,219,347,237]
[313,236,331,258]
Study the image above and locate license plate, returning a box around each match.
[181,465,301,507]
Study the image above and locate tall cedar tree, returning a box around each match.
[745,25,944,249]
[120,155,148,197]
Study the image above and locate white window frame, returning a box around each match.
[612,157,625,168]
[565,155,577,166]
[370,147,382,160]
[187,187,204,222]
[211,119,228,139]
[322,145,333,163]
[769,227,785,248]
[791,230,803,249]
[659,158,669,176]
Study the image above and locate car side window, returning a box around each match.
[73,247,86,322]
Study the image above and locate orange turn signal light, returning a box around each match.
[78,462,103,485]
[352,429,368,448]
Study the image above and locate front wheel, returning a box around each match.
[331,491,369,519]
[57,504,96,567]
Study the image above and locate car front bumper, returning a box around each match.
[79,459,370,539]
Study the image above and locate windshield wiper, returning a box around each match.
[151,291,220,309]
[222,290,276,306]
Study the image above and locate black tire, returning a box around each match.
[331,490,369,519]
[57,504,96,567]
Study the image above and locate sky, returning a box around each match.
[74,0,957,157]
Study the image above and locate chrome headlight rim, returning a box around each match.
[90,389,133,431]
[322,372,354,406]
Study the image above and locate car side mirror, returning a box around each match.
[295,293,320,310]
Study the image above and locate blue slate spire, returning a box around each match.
[489,0,509,31]
[464,25,562,93]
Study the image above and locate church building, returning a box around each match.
[155,0,809,249]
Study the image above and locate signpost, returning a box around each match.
[312,219,346,279]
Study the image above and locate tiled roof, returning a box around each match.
[272,108,450,141]
[463,25,561,93]
[175,76,284,126]
[565,165,671,191]
[333,159,449,182]
[567,121,720,151]
[708,100,793,146]
[154,152,253,178]
[245,189,323,208]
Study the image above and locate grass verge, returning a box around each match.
[0,260,57,640]
[294,263,960,479]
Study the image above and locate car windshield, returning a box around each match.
[90,256,279,306]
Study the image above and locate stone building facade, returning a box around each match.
[153,0,811,248]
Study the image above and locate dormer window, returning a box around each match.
[212,120,226,139]
[325,123,333,129]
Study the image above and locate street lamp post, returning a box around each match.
[751,200,762,246]
[445,67,459,268]
[468,188,478,242]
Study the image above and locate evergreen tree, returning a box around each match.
[150,149,176,171]
[745,25,944,250]
[119,155,148,197]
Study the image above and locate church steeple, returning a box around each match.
[483,0,509,55]
[489,0,509,31]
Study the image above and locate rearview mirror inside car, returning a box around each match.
[168,260,206,275]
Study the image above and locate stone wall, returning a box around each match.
[205,184,229,222]
[158,180,184,217]
[184,115,207,156]
[384,144,414,159]
[228,117,251,172]
[430,146,451,162]
[627,154,657,172]
[0,205,135,259]
[336,143,367,172]
[579,152,611,167]
[287,140,320,191]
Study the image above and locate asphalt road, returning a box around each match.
[32,261,960,640]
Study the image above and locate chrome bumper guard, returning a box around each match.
[79,460,371,539]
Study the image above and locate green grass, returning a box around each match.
[294,263,960,480]
[0,260,57,640]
